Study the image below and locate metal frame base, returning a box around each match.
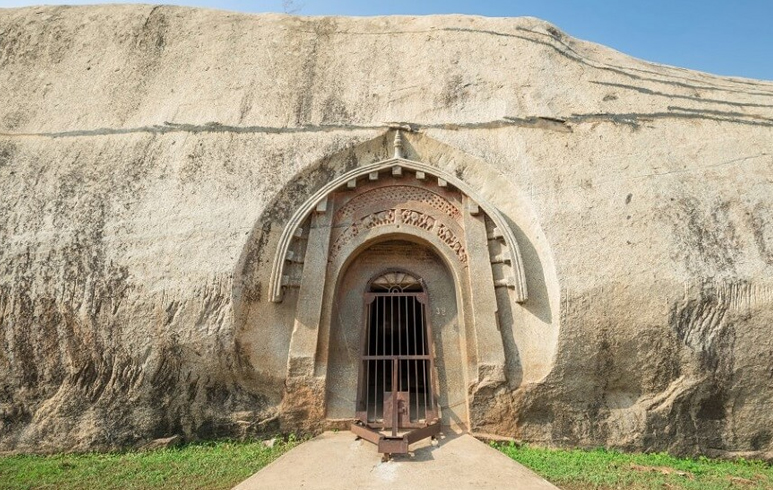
[351,421,441,460]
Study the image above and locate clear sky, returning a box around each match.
[2,0,772,81]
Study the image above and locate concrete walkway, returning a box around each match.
[234,431,559,489]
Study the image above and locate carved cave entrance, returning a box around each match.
[270,131,530,457]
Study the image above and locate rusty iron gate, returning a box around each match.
[350,272,441,458]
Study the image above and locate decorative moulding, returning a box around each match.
[268,132,528,304]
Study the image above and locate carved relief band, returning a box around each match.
[400,209,436,231]
[330,209,396,259]
[436,223,468,263]
[329,207,468,263]
[362,209,395,229]
[335,185,462,224]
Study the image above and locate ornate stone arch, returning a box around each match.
[265,130,538,431]
[268,131,528,305]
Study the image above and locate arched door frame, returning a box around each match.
[267,130,528,304]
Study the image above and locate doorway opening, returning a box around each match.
[351,270,441,457]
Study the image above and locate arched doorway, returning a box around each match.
[325,239,464,433]
[329,239,454,455]
[356,270,438,429]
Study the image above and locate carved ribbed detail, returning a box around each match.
[268,146,528,303]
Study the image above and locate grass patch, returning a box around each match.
[495,442,773,490]
[4,435,771,489]
[0,437,299,490]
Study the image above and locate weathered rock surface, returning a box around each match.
[1,5,772,460]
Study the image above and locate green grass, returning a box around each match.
[0,437,299,490]
[496,442,773,490]
[3,436,771,490]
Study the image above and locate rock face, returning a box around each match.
[1,5,772,460]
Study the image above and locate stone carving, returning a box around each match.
[335,185,462,224]
[362,209,395,229]
[400,209,436,231]
[329,206,467,263]
[330,210,395,259]
[327,182,472,264]
[330,223,359,258]
[268,157,527,304]
[436,223,468,263]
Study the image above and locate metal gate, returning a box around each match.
[350,271,441,458]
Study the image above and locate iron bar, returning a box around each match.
[422,299,428,421]
[365,301,371,422]
[412,297,418,421]
[382,295,385,422]
[391,358,398,436]
[350,422,380,445]
[370,298,374,422]
[405,421,441,444]
[397,293,402,359]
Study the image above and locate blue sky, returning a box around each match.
[2,0,771,81]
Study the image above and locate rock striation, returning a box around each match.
[0,5,772,460]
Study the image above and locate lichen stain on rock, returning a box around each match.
[670,286,730,358]
[0,8,73,67]
[0,137,278,452]
[1,111,27,131]
[748,202,773,266]
[0,277,276,451]
[467,281,768,458]
[320,95,351,125]
[135,6,168,53]
[668,197,740,276]
[291,17,339,126]
[0,141,15,172]
[439,73,472,108]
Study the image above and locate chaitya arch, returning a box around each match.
[238,129,557,446]
[268,131,528,305]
